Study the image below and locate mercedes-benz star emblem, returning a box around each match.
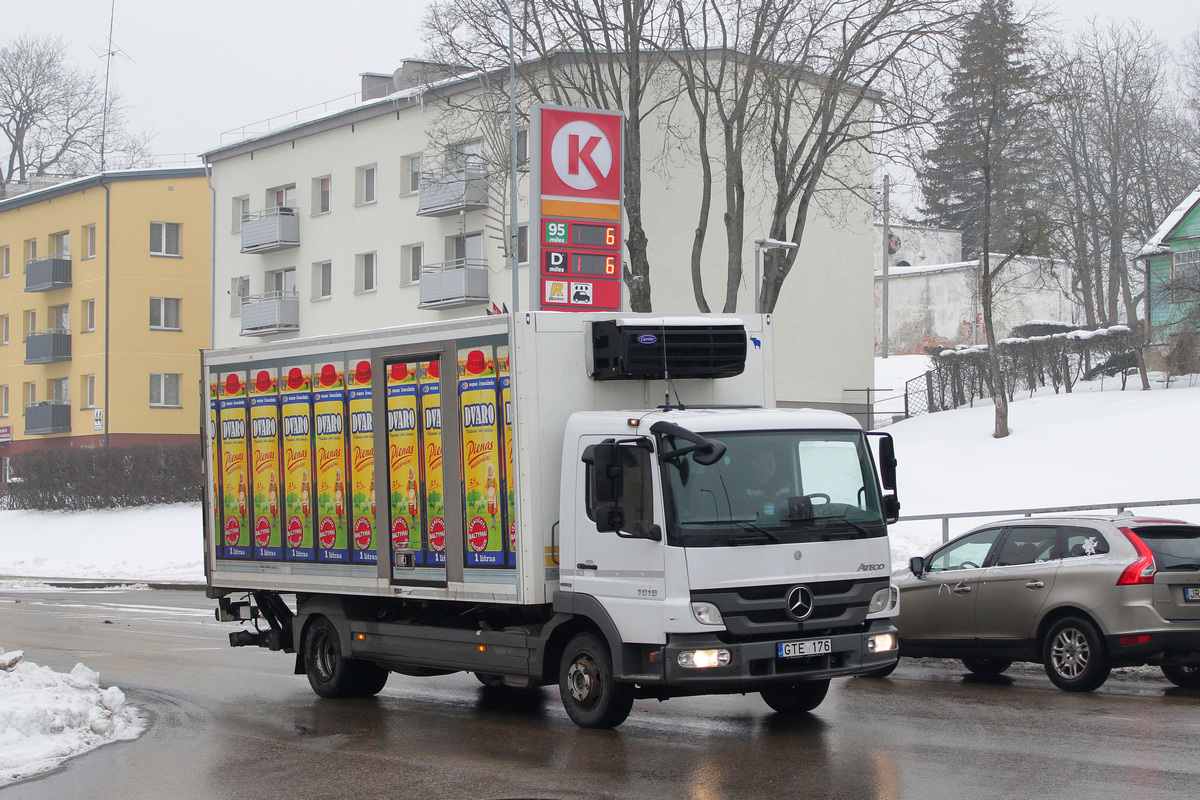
[786,585,815,621]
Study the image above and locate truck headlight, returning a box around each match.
[677,649,731,668]
[691,602,724,626]
[867,633,897,653]
[867,585,899,615]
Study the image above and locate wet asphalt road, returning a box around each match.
[2,584,1199,800]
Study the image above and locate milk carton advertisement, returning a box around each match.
[498,346,516,567]
[347,359,377,564]
[387,362,422,557]
[458,346,504,568]
[419,360,446,566]
[218,371,251,559]
[313,360,349,562]
[281,366,316,561]
[249,368,284,561]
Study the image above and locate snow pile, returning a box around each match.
[0,650,145,786]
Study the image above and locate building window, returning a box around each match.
[150,373,182,408]
[402,244,423,286]
[1,245,8,277]
[49,377,69,404]
[1171,248,1200,304]
[313,261,332,300]
[84,225,96,259]
[51,231,70,258]
[312,176,331,215]
[1,314,7,345]
[449,139,485,170]
[150,222,181,256]
[356,165,377,205]
[0,385,7,417]
[232,196,250,232]
[404,155,422,194]
[24,382,36,411]
[150,297,182,330]
[81,299,95,332]
[267,267,297,296]
[23,310,35,338]
[50,304,69,332]
[82,374,96,409]
[356,252,377,293]
[25,238,37,262]
[270,185,297,210]
[231,275,249,316]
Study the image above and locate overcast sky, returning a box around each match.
[5,0,1199,163]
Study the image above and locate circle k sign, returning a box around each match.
[539,106,623,202]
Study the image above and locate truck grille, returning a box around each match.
[692,578,887,641]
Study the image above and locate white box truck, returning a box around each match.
[203,312,900,728]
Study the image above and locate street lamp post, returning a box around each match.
[499,0,520,313]
[753,238,798,314]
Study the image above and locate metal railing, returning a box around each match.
[900,498,1200,543]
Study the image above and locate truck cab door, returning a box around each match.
[566,436,666,645]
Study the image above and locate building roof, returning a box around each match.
[0,167,207,213]
[1137,181,1200,259]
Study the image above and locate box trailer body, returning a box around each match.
[203,312,900,727]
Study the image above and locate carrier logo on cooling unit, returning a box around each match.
[785,585,815,621]
[636,334,658,345]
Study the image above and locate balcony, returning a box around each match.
[416,166,489,217]
[25,253,72,291]
[25,402,72,435]
[240,291,300,336]
[418,259,489,309]
[240,207,300,254]
[24,329,72,364]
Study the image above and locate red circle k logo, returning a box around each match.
[550,120,613,191]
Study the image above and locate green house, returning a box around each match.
[1139,182,1200,345]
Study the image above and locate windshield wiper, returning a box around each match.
[1162,563,1200,572]
[730,520,782,544]
[803,515,877,539]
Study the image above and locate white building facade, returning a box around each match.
[204,62,877,418]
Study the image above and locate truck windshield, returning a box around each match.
[660,430,886,545]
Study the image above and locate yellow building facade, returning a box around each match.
[0,168,211,455]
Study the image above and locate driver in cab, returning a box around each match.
[745,449,790,514]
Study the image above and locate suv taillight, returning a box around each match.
[1117,527,1157,586]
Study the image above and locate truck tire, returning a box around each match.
[760,679,830,714]
[558,632,635,729]
[303,616,389,698]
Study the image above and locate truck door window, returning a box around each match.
[586,444,654,537]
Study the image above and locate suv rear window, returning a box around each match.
[1132,525,1200,570]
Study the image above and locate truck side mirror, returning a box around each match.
[582,442,623,504]
[883,495,901,524]
[877,434,897,492]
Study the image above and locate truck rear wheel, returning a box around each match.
[558,632,634,729]
[760,679,830,714]
[303,616,389,698]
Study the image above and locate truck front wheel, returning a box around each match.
[303,616,388,698]
[558,632,634,729]
[760,679,830,714]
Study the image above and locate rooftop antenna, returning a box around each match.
[99,0,117,172]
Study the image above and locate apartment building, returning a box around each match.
[0,168,211,455]
[203,60,877,418]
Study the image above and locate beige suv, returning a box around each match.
[886,515,1200,691]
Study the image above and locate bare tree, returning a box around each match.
[0,34,150,188]
[758,0,960,313]
[422,0,676,311]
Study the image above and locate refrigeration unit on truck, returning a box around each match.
[203,312,901,728]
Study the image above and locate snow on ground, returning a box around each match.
[872,354,932,419]
[0,650,144,787]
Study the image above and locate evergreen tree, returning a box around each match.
[919,0,1049,437]
[919,0,1046,258]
